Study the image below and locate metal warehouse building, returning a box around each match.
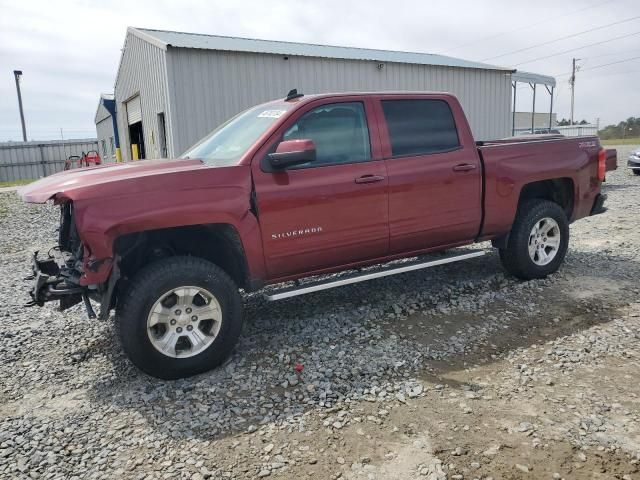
[102,27,554,161]
[94,93,119,162]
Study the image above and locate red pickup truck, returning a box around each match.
[20,91,614,379]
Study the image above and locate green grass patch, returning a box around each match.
[600,138,640,146]
[0,179,34,188]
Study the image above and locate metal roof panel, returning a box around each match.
[511,71,556,87]
[131,27,513,72]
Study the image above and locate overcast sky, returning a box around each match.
[1,0,639,141]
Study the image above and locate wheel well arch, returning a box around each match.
[517,177,575,219]
[112,223,250,290]
[492,177,575,250]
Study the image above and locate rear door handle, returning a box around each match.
[355,175,385,184]
[452,163,477,172]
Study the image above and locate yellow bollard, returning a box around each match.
[131,144,139,160]
[115,147,122,163]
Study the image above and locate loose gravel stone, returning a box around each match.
[1,149,640,479]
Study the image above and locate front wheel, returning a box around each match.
[633,170,640,176]
[499,199,569,280]
[116,256,243,379]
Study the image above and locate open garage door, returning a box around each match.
[126,96,145,159]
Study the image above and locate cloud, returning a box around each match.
[0,0,637,141]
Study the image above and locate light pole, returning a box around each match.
[13,70,27,142]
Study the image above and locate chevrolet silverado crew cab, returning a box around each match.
[20,90,615,379]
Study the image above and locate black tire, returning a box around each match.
[116,256,243,379]
[499,199,569,280]
[633,170,640,176]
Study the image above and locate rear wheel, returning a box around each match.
[116,256,243,379]
[499,199,569,280]
[633,170,640,176]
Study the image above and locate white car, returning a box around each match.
[629,149,640,176]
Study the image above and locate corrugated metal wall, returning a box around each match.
[115,32,172,161]
[165,48,512,156]
[514,112,557,129]
[95,101,111,124]
[96,117,116,163]
[0,139,98,182]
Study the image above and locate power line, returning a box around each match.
[561,68,640,80]
[582,54,640,70]
[439,0,617,55]
[582,48,640,60]
[512,30,640,66]
[554,82,565,104]
[554,54,640,76]
[480,15,640,62]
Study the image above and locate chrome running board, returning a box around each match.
[264,250,485,301]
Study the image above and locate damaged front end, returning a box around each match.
[26,202,97,318]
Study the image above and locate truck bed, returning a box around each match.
[477,135,602,239]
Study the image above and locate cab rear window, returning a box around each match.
[381,99,460,157]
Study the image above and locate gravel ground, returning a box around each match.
[1,144,639,480]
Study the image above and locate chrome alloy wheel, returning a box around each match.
[146,287,222,358]
[528,217,561,266]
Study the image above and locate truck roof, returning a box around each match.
[280,91,456,104]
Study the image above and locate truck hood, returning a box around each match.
[19,158,204,203]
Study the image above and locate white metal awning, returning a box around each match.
[511,70,557,136]
[512,71,556,88]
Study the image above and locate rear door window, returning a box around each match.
[381,99,460,157]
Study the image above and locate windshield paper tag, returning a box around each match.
[258,110,286,118]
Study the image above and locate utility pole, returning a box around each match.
[13,70,27,141]
[569,58,580,126]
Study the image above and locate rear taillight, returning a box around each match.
[598,148,606,182]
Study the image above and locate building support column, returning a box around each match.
[512,81,517,136]
[529,83,537,134]
[545,85,554,132]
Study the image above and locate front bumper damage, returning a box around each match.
[26,248,96,318]
[24,196,123,320]
[26,201,105,319]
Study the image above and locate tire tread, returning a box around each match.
[115,256,242,379]
[499,199,569,280]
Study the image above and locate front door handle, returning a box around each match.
[452,163,477,172]
[355,175,385,184]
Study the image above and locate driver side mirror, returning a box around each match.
[268,139,316,169]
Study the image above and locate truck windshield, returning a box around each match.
[181,103,293,166]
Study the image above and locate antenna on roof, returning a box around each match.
[285,89,304,101]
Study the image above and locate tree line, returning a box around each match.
[597,117,640,140]
[556,118,589,126]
